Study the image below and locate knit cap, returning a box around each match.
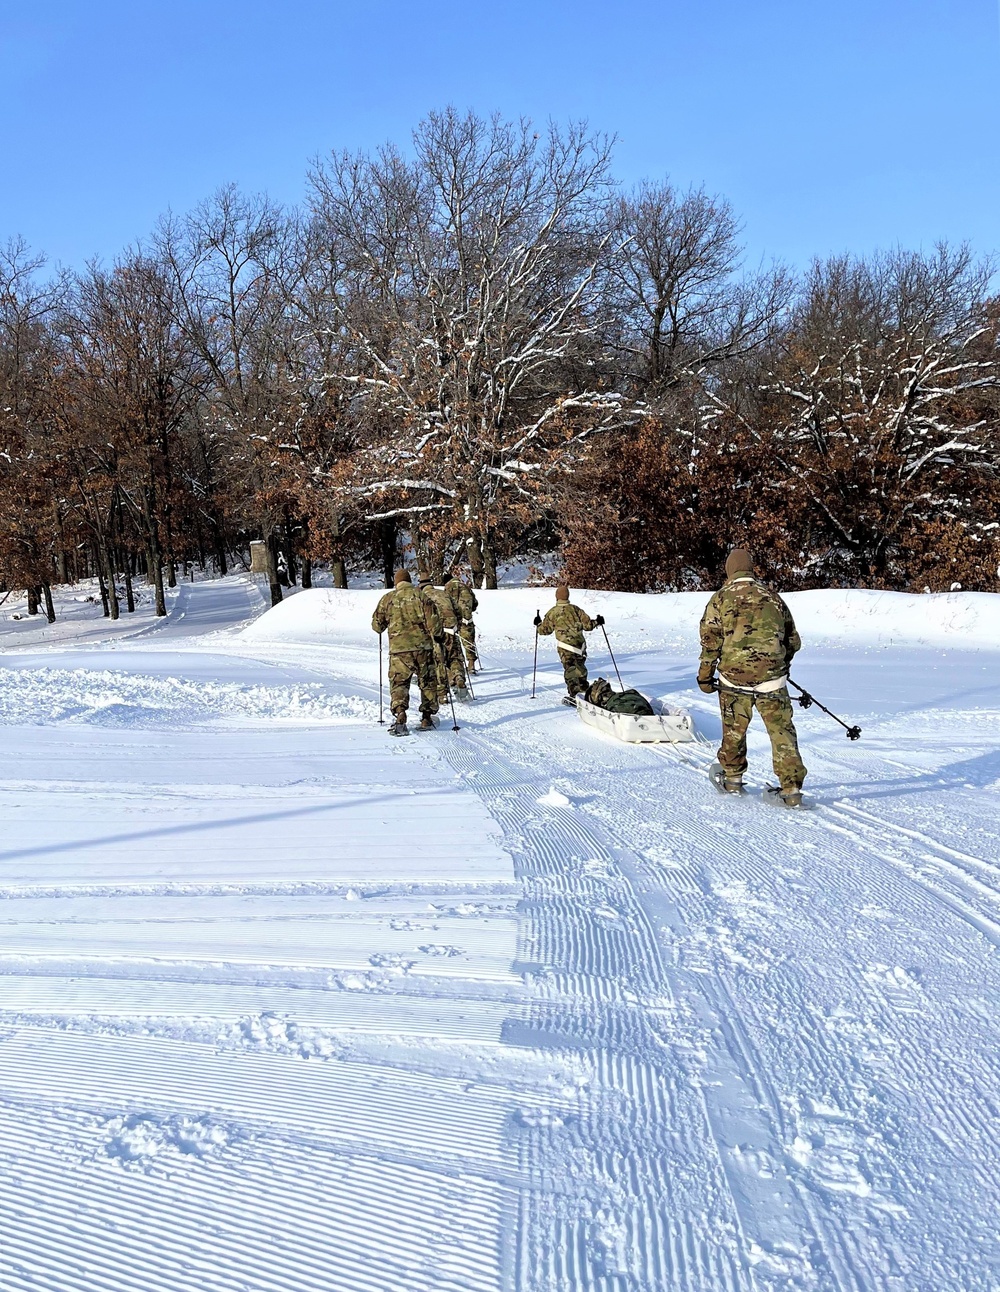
[725,549,753,579]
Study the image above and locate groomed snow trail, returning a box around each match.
[2,578,999,1291]
[0,580,531,1292]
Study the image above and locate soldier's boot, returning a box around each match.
[780,787,803,808]
[389,709,409,737]
[419,714,436,731]
[709,763,743,794]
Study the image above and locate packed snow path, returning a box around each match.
[1,578,998,1291]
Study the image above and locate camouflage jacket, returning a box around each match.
[699,576,800,687]
[538,601,596,652]
[445,577,478,621]
[372,584,443,652]
[421,585,460,633]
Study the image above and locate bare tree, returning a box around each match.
[158,187,302,604]
[604,181,792,397]
[308,108,629,586]
[729,245,1000,583]
[0,240,70,615]
[63,254,206,615]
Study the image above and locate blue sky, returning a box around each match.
[2,0,997,272]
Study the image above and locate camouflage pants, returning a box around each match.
[718,687,807,791]
[436,633,467,698]
[388,650,440,719]
[459,620,478,668]
[557,647,589,697]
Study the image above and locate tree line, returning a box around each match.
[2,108,997,622]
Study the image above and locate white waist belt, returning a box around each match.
[444,626,457,635]
[719,672,787,694]
[555,638,586,656]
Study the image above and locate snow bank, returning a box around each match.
[240,586,1000,653]
[0,667,376,727]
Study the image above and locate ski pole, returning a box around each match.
[530,615,539,699]
[600,622,625,691]
[436,641,461,731]
[456,633,476,700]
[788,678,861,740]
[378,633,385,725]
[445,680,460,732]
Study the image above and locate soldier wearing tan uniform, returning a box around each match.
[419,577,469,702]
[535,586,604,705]
[698,549,807,805]
[372,570,444,735]
[445,573,479,673]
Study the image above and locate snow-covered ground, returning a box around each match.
[1,576,998,1291]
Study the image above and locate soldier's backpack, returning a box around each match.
[585,678,655,716]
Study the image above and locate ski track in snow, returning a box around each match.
[1,576,998,1290]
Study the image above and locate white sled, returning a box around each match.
[575,695,695,744]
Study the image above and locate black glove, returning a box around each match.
[594,614,605,627]
[697,670,717,694]
[533,612,542,627]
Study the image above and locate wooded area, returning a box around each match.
[2,108,997,619]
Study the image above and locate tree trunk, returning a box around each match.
[379,520,397,588]
[482,534,498,590]
[41,582,56,623]
[96,566,110,617]
[329,511,347,588]
[166,558,177,589]
[102,545,120,620]
[27,586,40,616]
[56,550,68,584]
[148,543,166,616]
[301,558,312,590]
[282,511,298,585]
[123,559,135,613]
[213,519,228,576]
[144,520,166,616]
[265,534,283,607]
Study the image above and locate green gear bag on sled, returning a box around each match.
[585,677,655,716]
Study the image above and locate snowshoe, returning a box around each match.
[764,785,806,809]
[709,762,745,795]
[388,719,409,737]
[419,715,437,731]
[562,695,578,708]
[453,687,471,702]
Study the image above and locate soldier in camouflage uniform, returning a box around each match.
[371,570,444,735]
[535,586,604,705]
[445,572,479,673]
[698,549,807,806]
[419,577,469,702]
